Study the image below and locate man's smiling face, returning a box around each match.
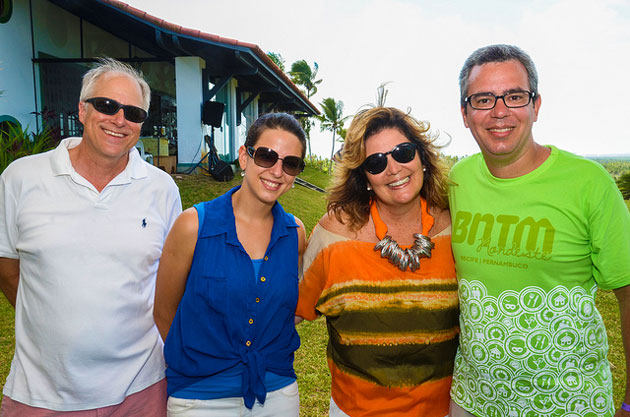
[461,59,541,165]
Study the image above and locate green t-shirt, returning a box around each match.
[448,146,630,417]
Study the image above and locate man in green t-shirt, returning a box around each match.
[448,44,630,417]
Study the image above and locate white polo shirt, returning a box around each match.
[0,138,182,411]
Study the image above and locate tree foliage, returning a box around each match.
[617,171,630,200]
[299,117,314,159]
[441,153,460,170]
[289,60,322,99]
[266,52,286,72]
[596,160,630,179]
[591,158,630,199]
[289,60,323,160]
[318,97,351,174]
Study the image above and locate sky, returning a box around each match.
[125,0,630,158]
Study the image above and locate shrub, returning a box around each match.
[0,123,55,174]
[616,172,630,200]
[305,155,332,173]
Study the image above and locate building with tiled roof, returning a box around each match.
[0,0,318,172]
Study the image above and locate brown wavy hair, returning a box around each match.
[327,107,448,231]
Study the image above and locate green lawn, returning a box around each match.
[0,170,627,417]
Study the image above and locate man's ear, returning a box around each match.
[532,94,541,122]
[78,101,87,125]
[461,105,469,128]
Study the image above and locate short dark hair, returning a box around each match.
[244,112,307,158]
[459,44,538,107]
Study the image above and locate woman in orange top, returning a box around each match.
[296,107,458,417]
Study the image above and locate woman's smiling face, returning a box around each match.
[364,128,424,209]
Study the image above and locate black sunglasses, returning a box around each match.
[84,97,148,123]
[362,142,418,175]
[247,146,305,176]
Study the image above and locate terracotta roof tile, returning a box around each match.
[101,0,317,113]
[161,21,182,33]
[180,28,201,38]
[198,31,220,43]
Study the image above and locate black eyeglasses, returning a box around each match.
[246,146,305,176]
[362,142,418,175]
[465,90,536,110]
[84,97,148,123]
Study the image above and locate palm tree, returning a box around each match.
[289,60,323,160]
[617,172,630,200]
[318,97,350,174]
[299,117,314,160]
[266,52,286,72]
[289,60,322,99]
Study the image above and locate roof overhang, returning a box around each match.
[47,0,319,116]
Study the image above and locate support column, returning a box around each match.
[175,56,204,172]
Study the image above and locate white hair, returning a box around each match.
[79,57,151,110]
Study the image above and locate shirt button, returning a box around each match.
[260,276,266,282]
[246,340,251,347]
[264,256,269,261]
[249,318,254,324]
[255,298,260,303]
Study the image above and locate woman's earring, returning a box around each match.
[241,170,245,177]
[367,184,372,191]
[422,167,426,172]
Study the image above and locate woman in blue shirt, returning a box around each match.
[154,112,307,416]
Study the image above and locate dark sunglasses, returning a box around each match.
[363,142,418,175]
[84,97,148,123]
[246,146,305,176]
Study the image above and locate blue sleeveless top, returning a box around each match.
[164,186,301,408]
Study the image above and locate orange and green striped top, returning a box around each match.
[297,221,459,417]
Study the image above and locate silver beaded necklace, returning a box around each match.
[371,199,435,272]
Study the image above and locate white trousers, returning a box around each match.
[448,400,477,417]
[328,397,350,417]
[166,382,299,417]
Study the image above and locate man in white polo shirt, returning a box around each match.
[0,58,181,416]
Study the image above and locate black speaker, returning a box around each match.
[202,101,225,128]
[210,159,234,182]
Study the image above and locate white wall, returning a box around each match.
[175,56,204,169]
[31,0,81,58]
[212,85,229,157]
[0,0,37,128]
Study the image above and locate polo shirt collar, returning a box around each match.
[50,137,148,184]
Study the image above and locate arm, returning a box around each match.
[0,257,19,308]
[294,216,307,325]
[294,216,307,272]
[615,284,630,417]
[154,208,199,341]
[295,216,340,323]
